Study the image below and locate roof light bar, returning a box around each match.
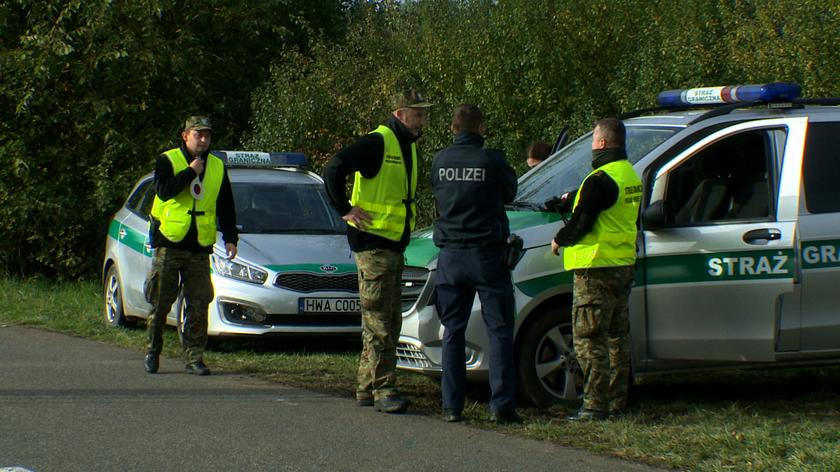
[657,82,801,107]
[214,150,309,168]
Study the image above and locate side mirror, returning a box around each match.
[642,200,666,229]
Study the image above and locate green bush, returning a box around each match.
[0,0,346,278]
[248,0,840,230]
[3,0,840,279]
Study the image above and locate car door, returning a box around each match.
[640,117,807,362]
[797,120,840,352]
[117,178,156,314]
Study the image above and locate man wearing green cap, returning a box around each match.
[143,115,238,376]
[324,89,431,413]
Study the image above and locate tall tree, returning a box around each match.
[0,0,349,278]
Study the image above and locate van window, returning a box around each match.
[516,126,677,206]
[802,123,840,214]
[664,130,779,225]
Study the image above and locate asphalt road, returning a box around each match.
[0,326,666,472]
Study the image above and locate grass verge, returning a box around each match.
[3,278,840,471]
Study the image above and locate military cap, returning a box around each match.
[391,89,433,110]
[184,115,213,132]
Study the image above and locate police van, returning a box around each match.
[397,83,840,406]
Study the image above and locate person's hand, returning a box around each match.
[544,192,572,213]
[189,157,205,175]
[342,206,373,230]
[551,239,561,256]
[225,243,237,260]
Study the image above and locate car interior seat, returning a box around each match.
[674,177,731,224]
[725,148,770,219]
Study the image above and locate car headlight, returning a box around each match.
[211,254,268,285]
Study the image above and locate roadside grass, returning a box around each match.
[3,278,840,471]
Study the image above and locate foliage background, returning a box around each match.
[2,0,839,279]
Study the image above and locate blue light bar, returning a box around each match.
[657,82,801,107]
[213,150,309,168]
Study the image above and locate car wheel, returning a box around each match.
[176,296,187,345]
[104,265,133,327]
[516,305,582,407]
[177,297,219,349]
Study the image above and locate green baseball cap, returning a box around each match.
[184,115,213,132]
[391,89,433,110]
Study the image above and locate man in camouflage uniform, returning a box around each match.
[144,115,238,376]
[550,117,642,420]
[324,90,432,413]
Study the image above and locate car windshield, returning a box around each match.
[231,182,345,234]
[515,126,679,208]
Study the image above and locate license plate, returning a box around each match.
[299,297,361,314]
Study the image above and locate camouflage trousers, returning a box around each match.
[354,249,404,401]
[572,265,634,413]
[144,247,214,363]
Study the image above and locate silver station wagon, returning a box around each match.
[397,83,840,406]
[102,151,361,338]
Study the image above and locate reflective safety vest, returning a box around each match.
[150,148,224,247]
[564,159,642,270]
[348,125,418,241]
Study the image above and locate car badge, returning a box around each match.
[320,264,338,273]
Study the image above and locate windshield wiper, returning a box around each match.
[505,200,542,211]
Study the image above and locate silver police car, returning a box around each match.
[398,83,840,406]
[102,151,361,337]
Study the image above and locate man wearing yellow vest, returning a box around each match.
[324,90,431,414]
[550,117,642,421]
[144,116,238,376]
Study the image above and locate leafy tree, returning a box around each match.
[4,0,840,279]
[0,0,348,278]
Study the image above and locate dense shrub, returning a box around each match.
[0,0,346,278]
[3,0,839,279]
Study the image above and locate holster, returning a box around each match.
[504,233,524,270]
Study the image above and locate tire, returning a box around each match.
[176,295,187,346]
[177,296,218,349]
[104,265,132,327]
[516,305,582,407]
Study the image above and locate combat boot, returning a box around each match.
[373,395,410,414]
[185,360,210,376]
[566,408,608,421]
[143,353,159,374]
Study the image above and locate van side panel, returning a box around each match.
[798,122,840,352]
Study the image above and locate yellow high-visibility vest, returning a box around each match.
[150,148,224,247]
[348,125,417,241]
[564,159,642,269]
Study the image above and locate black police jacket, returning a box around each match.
[431,132,517,248]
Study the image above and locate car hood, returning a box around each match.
[219,233,356,273]
[403,210,564,268]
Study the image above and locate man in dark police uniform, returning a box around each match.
[431,104,520,423]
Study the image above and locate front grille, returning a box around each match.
[401,266,430,311]
[263,313,361,327]
[397,342,433,369]
[275,272,358,293]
